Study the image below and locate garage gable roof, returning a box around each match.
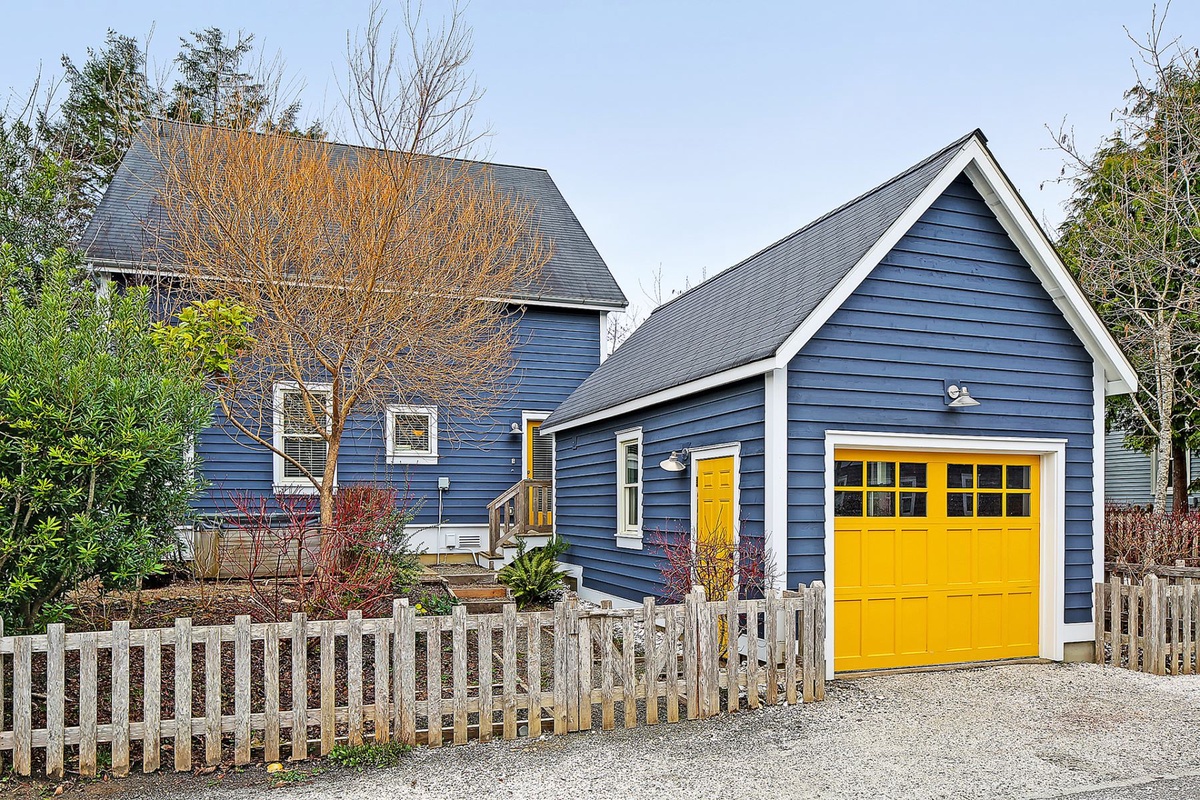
[542,131,1136,434]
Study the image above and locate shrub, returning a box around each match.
[651,527,778,603]
[0,257,212,630]
[228,484,423,620]
[1106,502,1200,572]
[498,534,569,608]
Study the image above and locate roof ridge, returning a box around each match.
[142,117,553,174]
[647,129,982,317]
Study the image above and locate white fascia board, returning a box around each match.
[959,150,1137,397]
[772,144,979,368]
[540,357,777,435]
[770,138,1138,398]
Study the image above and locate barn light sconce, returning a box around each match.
[509,422,522,435]
[946,383,981,408]
[659,449,690,472]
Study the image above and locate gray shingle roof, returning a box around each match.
[543,131,980,430]
[81,120,627,309]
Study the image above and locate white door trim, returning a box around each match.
[689,442,743,565]
[822,430,1069,679]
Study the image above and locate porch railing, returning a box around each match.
[486,479,552,556]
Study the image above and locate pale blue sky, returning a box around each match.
[1,1,1193,308]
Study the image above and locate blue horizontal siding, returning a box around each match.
[187,305,601,525]
[555,379,765,601]
[786,176,1097,625]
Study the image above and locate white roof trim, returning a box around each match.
[773,136,1137,396]
[540,357,776,434]
[545,134,1137,435]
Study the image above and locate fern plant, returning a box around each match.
[498,534,569,608]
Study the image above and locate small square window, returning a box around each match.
[386,405,438,464]
[899,463,927,488]
[1007,493,1031,517]
[899,492,927,517]
[947,464,973,489]
[867,491,896,517]
[867,462,895,487]
[835,461,863,487]
[978,465,1003,490]
[947,492,974,517]
[977,493,1003,517]
[1006,465,1031,490]
[834,491,863,517]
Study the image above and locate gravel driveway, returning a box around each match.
[122,662,1200,800]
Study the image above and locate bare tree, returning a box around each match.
[1056,8,1200,513]
[146,3,545,532]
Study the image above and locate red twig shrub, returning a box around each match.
[650,527,778,603]
[224,485,422,620]
[1106,502,1200,573]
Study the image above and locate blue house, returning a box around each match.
[82,121,626,557]
[542,131,1136,675]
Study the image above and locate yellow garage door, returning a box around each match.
[833,450,1040,672]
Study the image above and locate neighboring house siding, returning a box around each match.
[786,177,1097,624]
[1104,429,1200,507]
[191,305,600,527]
[1104,430,1153,506]
[555,379,765,600]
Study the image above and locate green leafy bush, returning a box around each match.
[0,256,212,629]
[498,534,569,608]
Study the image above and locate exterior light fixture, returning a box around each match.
[659,449,690,472]
[509,422,522,434]
[946,384,981,408]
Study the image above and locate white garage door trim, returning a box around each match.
[822,430,1068,679]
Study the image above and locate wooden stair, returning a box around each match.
[436,565,513,614]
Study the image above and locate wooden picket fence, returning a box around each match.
[0,583,825,779]
[1094,575,1200,675]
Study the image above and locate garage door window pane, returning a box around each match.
[1007,493,1031,517]
[835,490,863,516]
[899,463,926,488]
[867,461,895,487]
[978,465,1003,489]
[977,493,1003,516]
[899,492,927,517]
[948,464,973,489]
[1006,465,1031,490]
[867,491,895,517]
[947,492,973,517]
[835,461,863,487]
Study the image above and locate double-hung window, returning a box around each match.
[274,383,333,489]
[616,428,643,543]
[386,405,438,465]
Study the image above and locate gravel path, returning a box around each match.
[123,662,1200,800]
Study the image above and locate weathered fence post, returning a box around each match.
[1146,574,1164,675]
[396,599,417,746]
[143,628,162,772]
[13,633,31,776]
[175,617,194,771]
[812,581,827,700]
[46,623,65,779]
[290,612,308,760]
[234,615,252,765]
[346,610,363,747]
[112,620,131,777]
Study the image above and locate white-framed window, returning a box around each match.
[386,405,438,465]
[272,382,333,491]
[615,428,643,543]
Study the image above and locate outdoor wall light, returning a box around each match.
[659,449,690,472]
[946,384,981,408]
[509,422,522,434]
